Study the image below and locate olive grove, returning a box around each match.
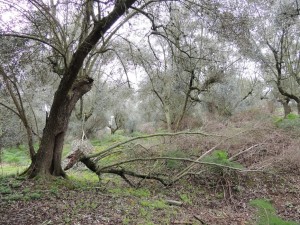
[1,0,299,180]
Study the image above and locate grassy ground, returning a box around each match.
[1,113,300,224]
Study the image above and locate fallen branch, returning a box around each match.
[97,156,260,174]
[165,199,183,206]
[172,129,253,183]
[64,150,171,186]
[64,130,263,187]
[100,168,170,186]
[229,144,260,161]
[193,215,207,225]
[86,131,225,160]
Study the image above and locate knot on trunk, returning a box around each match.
[72,77,94,92]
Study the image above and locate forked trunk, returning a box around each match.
[26,77,93,178]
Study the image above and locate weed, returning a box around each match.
[109,187,151,198]
[122,217,131,225]
[179,193,192,205]
[109,187,124,195]
[50,186,59,195]
[23,187,30,194]
[0,186,12,194]
[27,192,42,200]
[138,207,152,222]
[2,193,24,201]
[286,113,299,120]
[10,181,22,188]
[250,199,298,225]
[128,188,151,198]
[205,150,242,167]
[0,165,27,175]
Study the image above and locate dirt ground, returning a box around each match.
[1,114,300,225]
[0,171,299,225]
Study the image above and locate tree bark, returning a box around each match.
[164,105,172,132]
[27,77,93,177]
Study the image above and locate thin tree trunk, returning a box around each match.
[0,66,36,160]
[297,102,300,115]
[164,105,172,132]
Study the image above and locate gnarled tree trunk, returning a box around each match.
[27,77,93,177]
[24,0,137,178]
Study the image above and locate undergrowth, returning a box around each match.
[275,113,300,130]
[250,199,298,225]
[202,150,243,172]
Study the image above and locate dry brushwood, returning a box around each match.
[64,131,263,187]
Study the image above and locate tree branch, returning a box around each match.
[86,131,224,159]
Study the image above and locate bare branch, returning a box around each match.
[86,131,225,159]
[98,157,257,173]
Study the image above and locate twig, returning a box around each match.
[229,144,260,160]
[98,156,261,173]
[193,215,207,225]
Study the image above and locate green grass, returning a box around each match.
[275,113,300,130]
[250,199,299,225]
[140,199,168,209]
[0,165,27,176]
[179,193,192,205]
[1,145,30,165]
[109,187,151,198]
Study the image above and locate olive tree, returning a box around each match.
[0,0,208,178]
[0,0,141,178]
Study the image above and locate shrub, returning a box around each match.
[202,150,243,173]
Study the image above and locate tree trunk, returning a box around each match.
[25,125,36,160]
[164,105,172,132]
[21,0,139,178]
[278,98,291,118]
[26,77,93,178]
[297,102,300,115]
[283,103,291,117]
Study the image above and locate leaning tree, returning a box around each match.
[0,0,209,178]
[0,0,144,178]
